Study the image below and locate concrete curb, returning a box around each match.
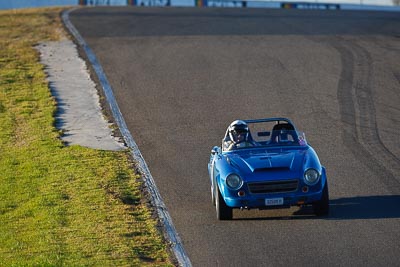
[61,8,192,267]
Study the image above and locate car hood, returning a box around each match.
[228,149,304,173]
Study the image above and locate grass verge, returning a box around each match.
[0,8,172,266]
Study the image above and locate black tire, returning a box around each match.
[313,182,329,216]
[215,186,233,220]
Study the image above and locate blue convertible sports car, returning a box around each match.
[208,118,329,220]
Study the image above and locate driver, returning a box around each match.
[224,120,256,151]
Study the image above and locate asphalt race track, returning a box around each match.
[70,7,400,266]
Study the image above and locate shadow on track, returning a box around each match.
[327,195,400,220]
[233,195,400,221]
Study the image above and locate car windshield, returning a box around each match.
[223,120,307,151]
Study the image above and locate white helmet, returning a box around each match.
[228,120,249,144]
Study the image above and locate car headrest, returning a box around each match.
[272,123,294,131]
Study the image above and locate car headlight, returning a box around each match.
[226,174,243,190]
[304,168,320,185]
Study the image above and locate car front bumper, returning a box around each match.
[223,189,323,209]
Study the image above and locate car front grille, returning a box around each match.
[248,179,299,194]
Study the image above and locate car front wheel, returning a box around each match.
[215,186,233,220]
[313,182,329,216]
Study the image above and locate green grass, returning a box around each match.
[0,8,172,266]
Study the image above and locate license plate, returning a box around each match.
[265,198,284,206]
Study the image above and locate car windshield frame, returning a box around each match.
[222,119,308,151]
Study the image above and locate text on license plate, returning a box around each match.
[265,198,284,206]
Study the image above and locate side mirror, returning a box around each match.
[211,147,219,155]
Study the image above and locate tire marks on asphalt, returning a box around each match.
[331,37,400,193]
